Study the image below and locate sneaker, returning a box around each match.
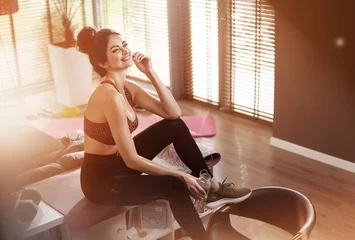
[206,178,252,209]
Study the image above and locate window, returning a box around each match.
[1,0,275,122]
[190,0,219,105]
[0,0,51,91]
[100,0,171,86]
[187,0,275,122]
[231,0,275,121]
[0,0,93,93]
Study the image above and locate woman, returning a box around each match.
[77,26,251,240]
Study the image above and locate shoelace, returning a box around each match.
[220,177,239,194]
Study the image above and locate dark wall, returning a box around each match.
[270,0,355,162]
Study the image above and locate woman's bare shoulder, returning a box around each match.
[87,84,120,107]
[86,84,124,118]
[96,83,120,97]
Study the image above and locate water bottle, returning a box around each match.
[194,169,212,213]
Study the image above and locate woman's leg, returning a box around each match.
[110,174,208,240]
[133,118,212,178]
[81,149,209,240]
[132,118,251,205]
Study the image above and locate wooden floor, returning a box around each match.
[2,90,355,240]
[178,100,355,240]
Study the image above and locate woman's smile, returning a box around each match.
[121,55,131,61]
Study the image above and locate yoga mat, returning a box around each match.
[43,115,215,139]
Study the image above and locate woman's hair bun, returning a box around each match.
[77,26,97,54]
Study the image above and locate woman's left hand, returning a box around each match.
[132,52,153,75]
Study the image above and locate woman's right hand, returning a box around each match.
[179,172,207,201]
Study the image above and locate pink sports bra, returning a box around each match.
[84,80,139,145]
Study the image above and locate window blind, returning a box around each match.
[0,0,92,93]
[231,0,275,121]
[189,0,219,105]
[186,0,275,122]
[0,0,51,91]
[13,0,52,87]
[100,0,170,86]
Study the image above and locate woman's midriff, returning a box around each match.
[84,134,119,155]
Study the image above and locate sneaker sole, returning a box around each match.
[205,191,252,209]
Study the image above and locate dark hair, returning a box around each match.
[77,26,120,77]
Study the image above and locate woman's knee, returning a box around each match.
[162,118,188,132]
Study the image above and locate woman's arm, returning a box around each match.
[146,70,181,118]
[131,52,181,119]
[103,91,205,200]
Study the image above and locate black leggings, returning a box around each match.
[81,118,213,240]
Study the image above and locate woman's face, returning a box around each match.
[105,34,133,70]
